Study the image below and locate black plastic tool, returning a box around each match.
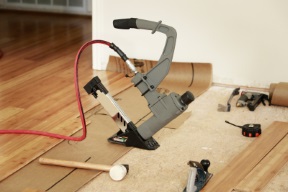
[218,87,240,112]
[225,120,261,137]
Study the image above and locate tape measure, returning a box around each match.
[225,120,261,137]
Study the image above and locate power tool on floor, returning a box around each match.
[84,18,194,150]
[236,91,269,111]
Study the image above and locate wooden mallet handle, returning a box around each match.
[39,157,112,172]
[39,157,128,181]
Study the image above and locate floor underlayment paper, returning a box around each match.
[269,82,288,107]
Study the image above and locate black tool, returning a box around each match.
[225,120,261,137]
[218,87,240,112]
[183,159,213,192]
[236,91,269,111]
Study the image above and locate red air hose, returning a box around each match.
[0,40,111,141]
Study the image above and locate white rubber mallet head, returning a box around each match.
[109,164,129,181]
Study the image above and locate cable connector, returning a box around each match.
[110,43,128,61]
[110,43,137,73]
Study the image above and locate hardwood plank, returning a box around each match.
[202,121,288,192]
[0,56,74,88]
[0,12,106,182]
[232,135,288,192]
[0,119,91,181]
[0,71,132,181]
[0,14,91,81]
[0,107,24,122]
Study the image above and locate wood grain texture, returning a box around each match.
[202,121,288,192]
[38,157,113,172]
[232,135,288,192]
[0,107,24,122]
[0,11,132,181]
[0,114,132,192]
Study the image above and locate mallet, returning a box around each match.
[39,157,129,181]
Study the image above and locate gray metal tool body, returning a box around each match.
[85,18,194,150]
[114,18,194,140]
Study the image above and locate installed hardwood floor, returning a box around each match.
[0,11,131,181]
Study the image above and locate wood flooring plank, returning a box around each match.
[0,107,24,122]
[202,121,288,192]
[0,71,132,181]
[0,24,91,81]
[0,118,91,181]
[0,56,74,87]
[0,12,98,182]
[232,135,288,192]
[0,84,77,131]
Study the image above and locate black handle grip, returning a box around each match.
[200,159,210,172]
[180,91,194,105]
[113,18,138,29]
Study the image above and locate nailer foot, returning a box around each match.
[107,122,159,150]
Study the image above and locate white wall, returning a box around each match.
[92,0,288,88]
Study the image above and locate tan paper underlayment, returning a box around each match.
[0,56,212,191]
[269,82,288,107]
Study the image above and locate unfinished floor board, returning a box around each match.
[202,121,288,192]
[232,135,288,192]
